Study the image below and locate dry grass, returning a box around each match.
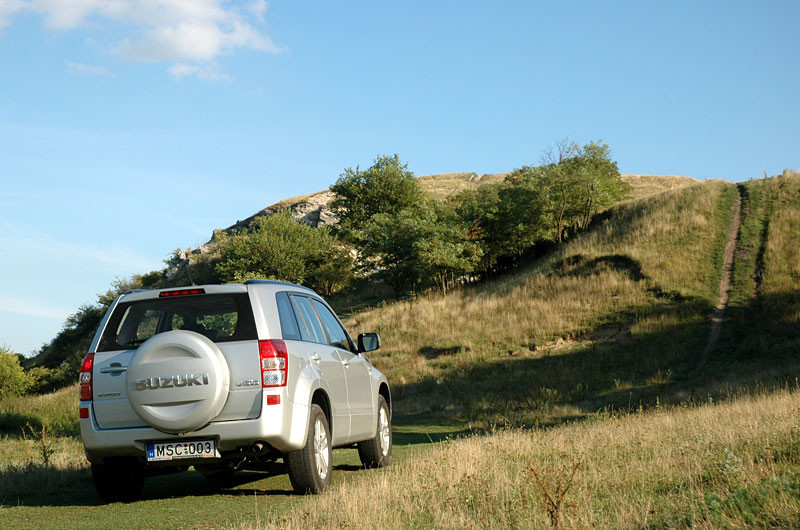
[620,174,698,201]
[761,170,800,297]
[343,180,736,424]
[0,433,88,501]
[246,386,800,529]
[0,384,88,501]
[417,172,509,198]
[559,180,734,301]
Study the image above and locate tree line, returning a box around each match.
[327,139,629,296]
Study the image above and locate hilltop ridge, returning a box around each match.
[210,173,697,240]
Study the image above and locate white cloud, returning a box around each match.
[249,0,267,24]
[0,296,71,319]
[4,0,282,76]
[169,62,229,81]
[0,0,25,27]
[66,60,115,77]
[118,22,224,62]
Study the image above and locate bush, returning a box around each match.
[215,211,353,296]
[0,346,32,398]
[330,154,424,240]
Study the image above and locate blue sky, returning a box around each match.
[1,1,798,355]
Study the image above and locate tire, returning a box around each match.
[286,404,332,494]
[127,330,230,434]
[91,459,145,503]
[358,395,392,468]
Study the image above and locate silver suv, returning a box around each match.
[79,280,391,501]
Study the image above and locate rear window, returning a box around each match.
[97,293,257,352]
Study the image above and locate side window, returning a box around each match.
[276,292,302,341]
[291,295,327,344]
[311,299,352,352]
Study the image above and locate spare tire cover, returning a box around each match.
[127,331,230,434]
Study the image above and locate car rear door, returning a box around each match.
[288,294,351,445]
[311,298,376,442]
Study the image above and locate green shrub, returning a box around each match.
[0,346,32,398]
[215,211,353,296]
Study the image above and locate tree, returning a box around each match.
[362,209,424,297]
[364,201,482,296]
[215,212,353,296]
[412,201,483,294]
[571,140,629,228]
[0,345,31,398]
[511,139,629,242]
[330,154,424,240]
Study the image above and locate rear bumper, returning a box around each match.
[80,392,309,463]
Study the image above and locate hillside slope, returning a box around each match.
[344,174,800,428]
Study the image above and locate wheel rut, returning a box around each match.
[692,185,743,374]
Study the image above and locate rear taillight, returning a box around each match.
[259,339,288,388]
[79,352,94,402]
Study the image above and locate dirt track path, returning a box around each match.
[692,185,743,374]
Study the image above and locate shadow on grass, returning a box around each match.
[0,465,299,507]
[390,288,800,432]
[0,412,80,439]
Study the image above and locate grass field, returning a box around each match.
[1,173,798,528]
[252,385,800,529]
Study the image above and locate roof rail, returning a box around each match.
[123,288,150,295]
[244,279,304,288]
[243,279,319,294]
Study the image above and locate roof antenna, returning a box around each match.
[184,256,196,286]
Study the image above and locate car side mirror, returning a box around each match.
[357,332,381,353]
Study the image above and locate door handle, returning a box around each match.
[311,353,320,363]
[341,359,350,367]
[100,366,128,374]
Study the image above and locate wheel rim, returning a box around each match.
[314,417,329,480]
[378,406,390,456]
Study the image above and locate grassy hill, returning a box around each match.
[341,179,738,427]
[2,172,798,528]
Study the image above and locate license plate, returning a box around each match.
[146,439,218,462]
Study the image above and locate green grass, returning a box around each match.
[711,171,800,385]
[0,427,442,528]
[0,384,79,438]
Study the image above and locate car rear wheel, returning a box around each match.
[285,404,331,494]
[91,459,145,503]
[358,395,392,468]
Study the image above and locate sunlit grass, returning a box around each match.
[249,386,800,529]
